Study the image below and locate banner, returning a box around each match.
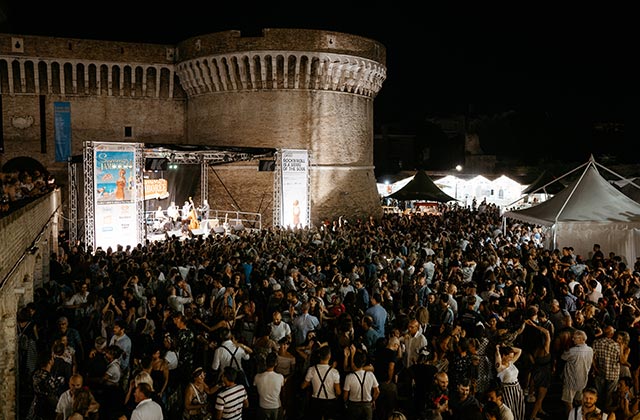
[144,178,169,200]
[93,145,138,249]
[280,149,309,228]
[54,102,71,162]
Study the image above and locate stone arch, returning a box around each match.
[298,55,310,89]
[99,64,109,95]
[23,60,36,93]
[146,67,157,97]
[111,65,121,96]
[240,55,251,89]
[134,66,144,97]
[309,56,321,89]
[76,63,86,94]
[159,67,171,98]
[123,65,133,96]
[252,55,262,89]
[50,62,61,94]
[274,54,285,89]
[10,60,22,93]
[2,156,49,178]
[37,61,48,94]
[88,63,98,95]
[63,62,73,94]
[263,55,274,89]
[286,54,297,89]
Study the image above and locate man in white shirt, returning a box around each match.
[485,386,514,420]
[167,284,192,314]
[567,387,608,420]
[268,311,292,344]
[211,328,252,388]
[302,345,341,420]
[403,319,428,368]
[254,352,284,420]
[130,382,163,420]
[343,350,379,420]
[55,374,99,420]
[63,283,90,319]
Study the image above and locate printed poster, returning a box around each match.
[281,149,309,228]
[93,145,138,249]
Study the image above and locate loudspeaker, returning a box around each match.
[145,158,168,171]
[258,160,275,171]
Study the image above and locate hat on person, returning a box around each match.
[95,336,107,351]
[272,284,282,291]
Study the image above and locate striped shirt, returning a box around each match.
[215,384,248,420]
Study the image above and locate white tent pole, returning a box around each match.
[594,161,640,192]
[525,160,590,196]
[554,158,595,224]
[506,159,592,209]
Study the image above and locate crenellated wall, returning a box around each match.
[0,28,386,227]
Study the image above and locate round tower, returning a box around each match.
[174,28,386,225]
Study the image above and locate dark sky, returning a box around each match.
[1,2,636,164]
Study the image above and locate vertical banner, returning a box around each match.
[54,102,71,162]
[93,144,138,249]
[280,149,309,228]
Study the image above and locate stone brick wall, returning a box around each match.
[1,27,386,230]
[0,34,173,63]
[176,28,385,63]
[0,189,61,420]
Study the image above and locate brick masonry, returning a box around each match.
[0,190,60,420]
[0,28,386,229]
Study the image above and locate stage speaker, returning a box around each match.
[258,160,275,171]
[145,158,168,171]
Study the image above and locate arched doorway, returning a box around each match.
[2,156,48,178]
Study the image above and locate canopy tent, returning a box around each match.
[522,170,566,194]
[503,156,640,265]
[388,170,455,202]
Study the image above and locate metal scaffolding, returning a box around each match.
[67,158,78,245]
[83,142,95,249]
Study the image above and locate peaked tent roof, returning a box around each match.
[522,170,566,194]
[504,157,640,226]
[388,170,456,202]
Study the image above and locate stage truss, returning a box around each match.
[83,141,146,250]
[70,143,276,246]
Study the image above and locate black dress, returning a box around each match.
[27,368,64,420]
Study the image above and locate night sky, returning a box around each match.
[1,3,635,164]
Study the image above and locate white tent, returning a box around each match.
[503,156,640,266]
[435,174,525,208]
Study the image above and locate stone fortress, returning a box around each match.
[0,28,387,228]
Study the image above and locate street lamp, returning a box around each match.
[454,165,462,202]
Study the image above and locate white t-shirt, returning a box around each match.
[253,370,284,409]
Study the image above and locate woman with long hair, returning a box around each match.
[150,345,170,402]
[525,319,552,420]
[615,330,633,379]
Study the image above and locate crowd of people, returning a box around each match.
[17,200,640,420]
[1,168,56,215]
